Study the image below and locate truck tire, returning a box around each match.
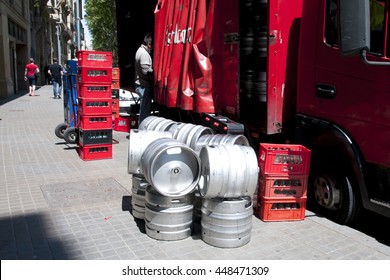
[63,127,78,144]
[55,123,68,139]
[308,149,361,225]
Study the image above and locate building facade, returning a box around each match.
[0,0,85,98]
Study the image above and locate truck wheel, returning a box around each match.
[308,152,361,225]
[63,127,78,144]
[55,123,68,139]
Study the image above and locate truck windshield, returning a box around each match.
[370,0,386,54]
[325,0,389,58]
[325,0,338,46]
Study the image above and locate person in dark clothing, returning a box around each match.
[134,34,154,124]
[44,64,51,85]
[48,58,63,99]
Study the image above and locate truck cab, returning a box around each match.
[296,0,390,224]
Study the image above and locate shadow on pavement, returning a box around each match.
[0,213,70,260]
[0,87,47,105]
[352,211,390,246]
[122,195,146,234]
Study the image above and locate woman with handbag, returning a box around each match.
[24,57,39,96]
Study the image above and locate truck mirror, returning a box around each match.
[339,0,370,56]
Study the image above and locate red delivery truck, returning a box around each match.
[117,0,390,225]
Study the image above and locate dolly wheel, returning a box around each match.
[55,123,68,139]
[63,127,78,144]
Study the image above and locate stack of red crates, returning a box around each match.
[76,50,113,161]
[112,67,138,132]
[256,143,311,221]
[111,67,120,126]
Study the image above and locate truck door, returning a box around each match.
[265,0,303,134]
[312,0,390,168]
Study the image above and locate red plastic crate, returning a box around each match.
[78,84,112,99]
[78,129,113,146]
[114,116,138,132]
[112,67,120,80]
[77,66,113,84]
[78,114,112,130]
[112,108,120,118]
[258,143,311,176]
[78,98,112,115]
[258,174,308,199]
[111,79,120,89]
[112,99,119,110]
[76,51,112,68]
[78,143,112,161]
[256,197,306,222]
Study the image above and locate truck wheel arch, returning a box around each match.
[305,123,366,225]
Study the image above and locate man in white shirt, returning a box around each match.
[135,34,154,124]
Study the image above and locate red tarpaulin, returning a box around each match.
[154,0,217,113]
[192,0,215,113]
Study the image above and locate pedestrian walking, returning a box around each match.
[24,58,39,96]
[48,58,64,99]
[134,34,154,124]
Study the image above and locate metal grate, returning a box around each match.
[40,178,130,208]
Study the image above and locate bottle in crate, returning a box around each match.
[78,143,112,161]
[76,50,113,68]
[256,196,306,222]
[77,67,113,84]
[258,143,311,176]
[78,84,112,99]
[112,67,120,90]
[111,79,120,89]
[258,174,308,199]
[112,67,120,80]
[112,98,120,112]
[78,114,113,130]
[78,129,113,146]
[78,98,113,115]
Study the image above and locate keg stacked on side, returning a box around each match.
[128,116,260,248]
[141,135,201,241]
[145,185,195,241]
[197,142,259,248]
[131,174,149,219]
[76,50,113,161]
[127,128,173,220]
[256,143,311,221]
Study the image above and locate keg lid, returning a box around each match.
[143,139,201,197]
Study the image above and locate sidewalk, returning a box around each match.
[1,85,390,260]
